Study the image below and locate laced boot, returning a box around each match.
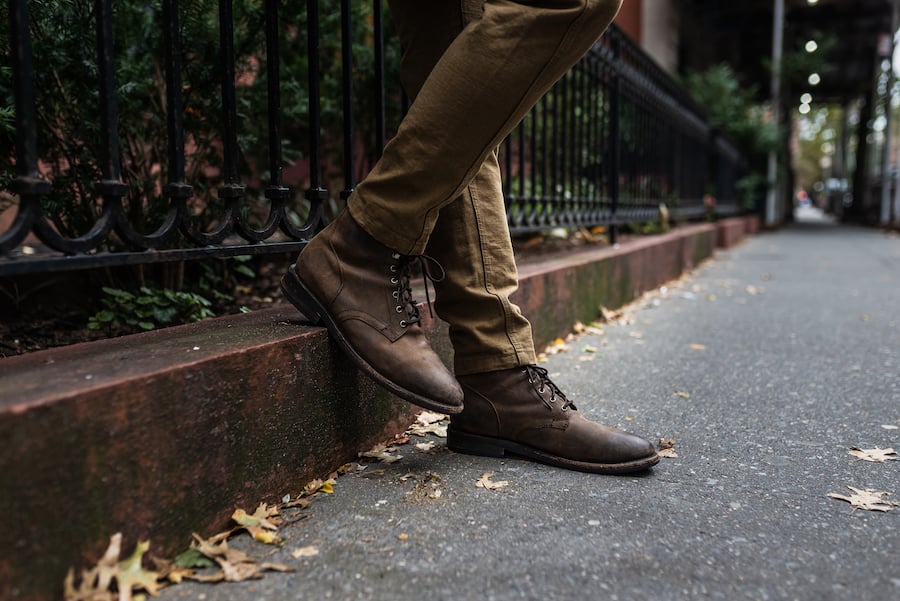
[281,210,464,414]
[448,365,659,474]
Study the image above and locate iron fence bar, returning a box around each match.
[216,0,245,228]
[261,0,293,239]
[232,0,286,243]
[340,0,355,200]
[608,31,621,243]
[305,0,328,209]
[1,0,46,254]
[113,0,184,250]
[373,0,386,156]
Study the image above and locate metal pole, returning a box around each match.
[765,0,784,226]
[883,0,899,224]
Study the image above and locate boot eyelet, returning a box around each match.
[392,291,399,299]
[399,320,407,328]
[396,305,403,313]
[390,265,398,273]
[390,277,398,284]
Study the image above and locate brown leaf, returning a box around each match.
[658,437,678,458]
[475,473,509,491]
[407,411,449,437]
[360,443,403,463]
[848,447,897,463]
[827,487,899,513]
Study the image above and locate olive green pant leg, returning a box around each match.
[348,0,623,254]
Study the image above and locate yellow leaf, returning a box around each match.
[319,481,334,494]
[116,540,161,600]
[252,530,279,544]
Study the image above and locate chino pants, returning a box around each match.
[346,0,622,375]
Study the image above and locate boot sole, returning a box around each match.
[280,265,463,415]
[446,425,660,475]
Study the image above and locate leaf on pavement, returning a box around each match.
[360,443,403,463]
[673,391,691,399]
[116,540,162,599]
[64,533,161,601]
[658,437,678,458]
[407,411,449,437]
[475,473,509,491]
[689,343,706,350]
[848,447,897,463]
[291,546,320,559]
[827,487,899,513]
[189,533,293,582]
[232,503,283,544]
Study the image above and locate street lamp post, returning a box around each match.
[766,0,785,226]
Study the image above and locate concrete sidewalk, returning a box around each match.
[158,209,899,601]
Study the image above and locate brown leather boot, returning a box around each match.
[281,210,464,414]
[448,365,659,474]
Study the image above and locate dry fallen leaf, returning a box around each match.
[360,443,403,463]
[291,546,319,559]
[658,437,678,458]
[673,391,691,399]
[64,533,161,601]
[475,473,509,491]
[415,441,436,452]
[689,343,706,350]
[407,411,449,437]
[189,533,293,582]
[848,447,897,463]
[827,486,899,513]
[232,503,282,544]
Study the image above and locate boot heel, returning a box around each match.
[447,426,506,458]
[280,266,324,325]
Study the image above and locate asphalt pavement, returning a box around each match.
[155,207,899,601]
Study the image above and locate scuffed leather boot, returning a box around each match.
[448,365,659,473]
[281,210,464,414]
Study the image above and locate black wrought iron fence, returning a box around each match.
[1,0,745,277]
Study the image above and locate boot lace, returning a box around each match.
[389,253,445,328]
[524,365,575,411]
